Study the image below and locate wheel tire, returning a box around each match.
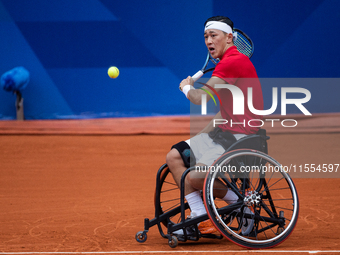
[135,231,147,243]
[168,235,178,248]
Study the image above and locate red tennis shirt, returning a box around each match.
[212,46,263,134]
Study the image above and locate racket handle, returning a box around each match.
[192,70,203,82]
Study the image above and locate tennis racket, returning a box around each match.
[192,28,254,82]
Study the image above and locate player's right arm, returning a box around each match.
[180,76,226,105]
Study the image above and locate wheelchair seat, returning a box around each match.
[226,129,270,154]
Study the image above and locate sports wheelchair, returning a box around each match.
[135,129,299,249]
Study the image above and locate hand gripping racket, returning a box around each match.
[192,28,254,82]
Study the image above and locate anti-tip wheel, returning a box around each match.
[168,235,178,248]
[135,231,147,243]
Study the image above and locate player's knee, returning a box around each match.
[166,149,181,167]
[169,141,196,169]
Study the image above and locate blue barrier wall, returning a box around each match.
[0,0,339,119]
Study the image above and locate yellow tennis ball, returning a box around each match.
[108,66,119,79]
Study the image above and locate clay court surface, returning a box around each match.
[0,114,340,254]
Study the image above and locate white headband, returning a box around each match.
[204,21,237,41]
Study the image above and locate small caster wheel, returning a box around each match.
[168,235,178,248]
[135,231,147,243]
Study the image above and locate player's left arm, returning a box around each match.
[179,76,226,105]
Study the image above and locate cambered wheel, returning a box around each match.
[203,149,299,249]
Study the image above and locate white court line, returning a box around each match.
[1,251,340,254]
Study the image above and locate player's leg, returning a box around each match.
[167,135,239,235]
[166,141,218,234]
[188,164,237,203]
[187,136,253,235]
[166,144,207,218]
[187,135,239,204]
[166,148,196,195]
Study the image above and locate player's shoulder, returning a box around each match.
[218,50,251,68]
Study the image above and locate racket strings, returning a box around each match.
[234,33,253,58]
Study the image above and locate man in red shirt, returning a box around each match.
[212,46,263,134]
[166,16,263,235]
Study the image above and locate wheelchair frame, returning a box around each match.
[135,130,299,249]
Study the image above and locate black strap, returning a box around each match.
[208,127,237,151]
[171,141,196,168]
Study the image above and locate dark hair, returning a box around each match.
[204,16,234,30]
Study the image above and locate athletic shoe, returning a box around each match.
[198,219,218,234]
[172,213,218,235]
